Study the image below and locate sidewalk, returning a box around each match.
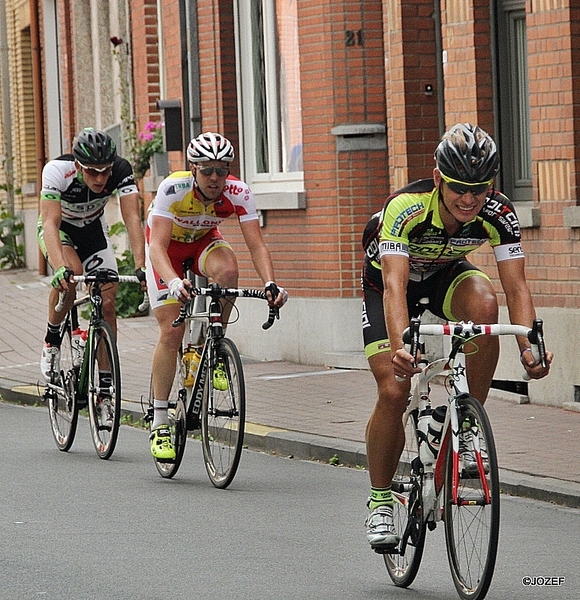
[1,268,579,507]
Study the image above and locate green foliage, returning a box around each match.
[110,221,148,318]
[0,208,25,270]
[329,453,340,466]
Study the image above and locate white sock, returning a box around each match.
[152,399,169,430]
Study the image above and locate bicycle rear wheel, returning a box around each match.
[384,408,427,587]
[47,321,79,451]
[150,353,188,479]
[87,321,121,459]
[444,394,499,600]
[201,337,245,489]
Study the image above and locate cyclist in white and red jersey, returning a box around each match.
[37,128,146,384]
[145,132,287,460]
[361,123,553,551]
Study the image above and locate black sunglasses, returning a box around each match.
[440,172,492,196]
[196,166,230,177]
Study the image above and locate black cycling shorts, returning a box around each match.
[361,258,489,358]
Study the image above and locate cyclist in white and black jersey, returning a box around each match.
[37,128,146,383]
[361,123,553,552]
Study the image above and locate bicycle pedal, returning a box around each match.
[372,545,400,555]
[97,424,112,432]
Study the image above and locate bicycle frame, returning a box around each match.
[399,318,545,523]
[45,269,140,457]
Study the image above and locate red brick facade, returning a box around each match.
[126,0,580,311]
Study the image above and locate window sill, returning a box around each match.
[516,202,540,228]
[254,191,306,210]
[563,206,580,228]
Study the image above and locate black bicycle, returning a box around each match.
[146,279,278,488]
[43,268,141,459]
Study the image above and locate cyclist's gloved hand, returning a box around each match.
[264,281,288,307]
[135,266,148,291]
[168,277,191,301]
[51,266,75,289]
[135,266,146,283]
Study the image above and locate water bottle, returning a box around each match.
[183,345,202,387]
[426,405,447,459]
[418,408,434,467]
[71,328,87,367]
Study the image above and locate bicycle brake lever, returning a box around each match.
[172,304,188,327]
[262,306,279,330]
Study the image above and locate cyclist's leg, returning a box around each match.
[199,233,238,325]
[363,265,411,548]
[80,218,120,337]
[38,223,81,380]
[145,256,184,459]
[440,262,499,404]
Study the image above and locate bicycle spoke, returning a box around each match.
[201,338,245,489]
[384,409,426,587]
[87,322,121,459]
[46,322,79,451]
[444,395,499,600]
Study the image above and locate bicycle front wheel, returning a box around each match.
[201,337,245,489]
[444,394,500,600]
[47,321,79,451]
[87,321,121,459]
[384,408,426,587]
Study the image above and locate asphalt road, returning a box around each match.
[1,402,579,600]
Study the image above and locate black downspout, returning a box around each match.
[433,0,445,136]
[180,0,202,168]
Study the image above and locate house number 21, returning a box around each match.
[345,29,364,47]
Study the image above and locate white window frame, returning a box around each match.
[234,0,305,209]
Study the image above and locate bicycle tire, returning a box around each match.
[47,320,79,451]
[201,337,246,489]
[384,408,427,587]
[444,394,500,600]
[150,354,188,478]
[87,321,121,459]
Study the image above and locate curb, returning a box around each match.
[3,380,580,509]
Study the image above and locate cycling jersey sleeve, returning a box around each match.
[40,160,66,202]
[115,157,139,197]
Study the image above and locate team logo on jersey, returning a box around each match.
[379,240,408,256]
[224,183,244,196]
[390,203,424,236]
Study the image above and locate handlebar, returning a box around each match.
[55,270,141,312]
[171,284,279,330]
[401,318,547,378]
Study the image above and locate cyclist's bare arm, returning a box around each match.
[497,257,553,379]
[239,219,286,308]
[120,191,146,272]
[381,253,419,379]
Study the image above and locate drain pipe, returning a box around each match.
[433,0,445,136]
[30,0,48,274]
[0,0,14,211]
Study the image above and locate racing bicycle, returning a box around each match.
[146,277,279,488]
[383,312,547,600]
[43,268,142,459]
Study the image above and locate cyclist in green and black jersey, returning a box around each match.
[361,123,553,551]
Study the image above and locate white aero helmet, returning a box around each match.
[186,132,235,163]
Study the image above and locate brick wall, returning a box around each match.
[133,0,580,310]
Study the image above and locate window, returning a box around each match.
[235,0,305,209]
[495,0,532,202]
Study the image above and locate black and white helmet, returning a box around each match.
[435,123,499,183]
[186,132,235,163]
[72,128,117,165]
